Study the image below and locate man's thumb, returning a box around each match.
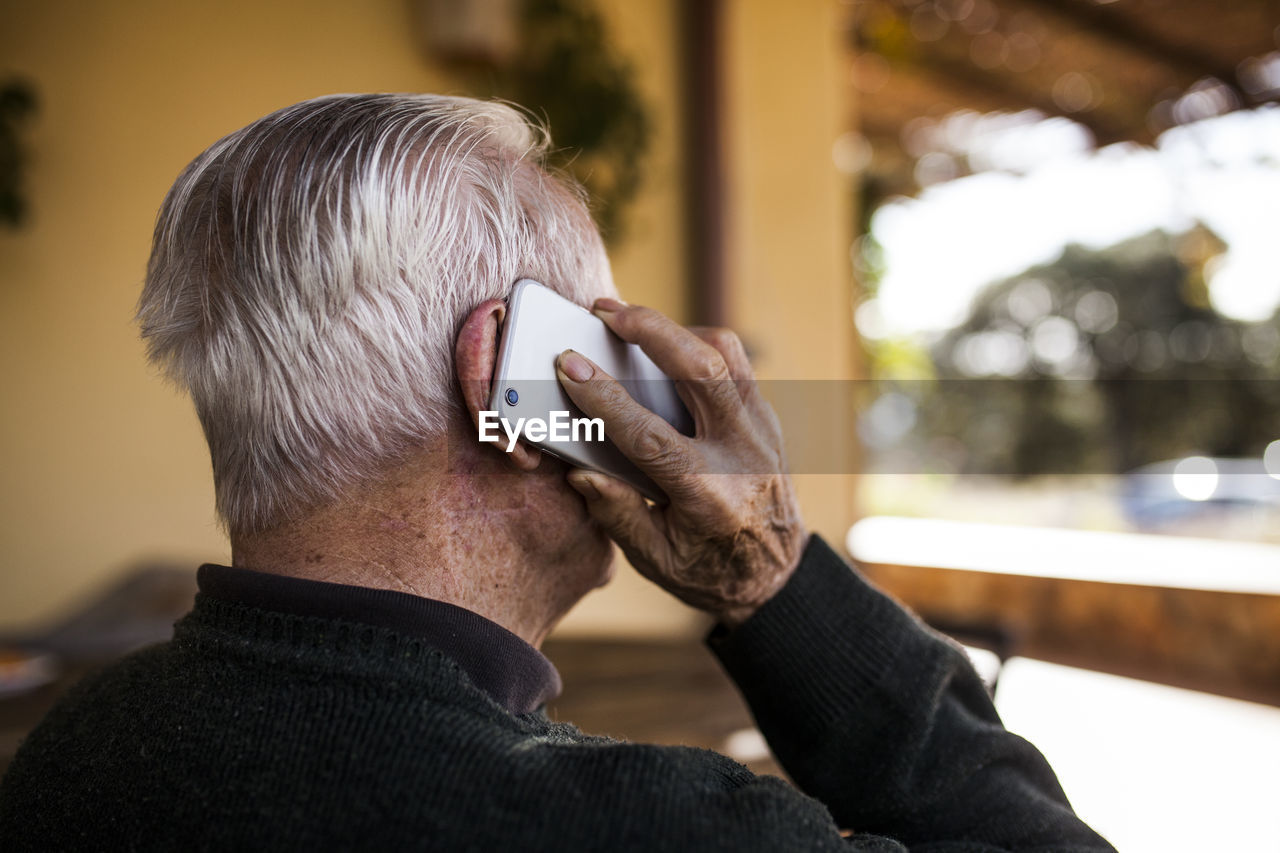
[566,470,664,567]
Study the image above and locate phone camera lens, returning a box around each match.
[505,388,519,406]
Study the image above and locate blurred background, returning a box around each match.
[2,0,1278,849]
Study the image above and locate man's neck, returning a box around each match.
[229,438,613,648]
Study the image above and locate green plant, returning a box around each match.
[491,0,651,243]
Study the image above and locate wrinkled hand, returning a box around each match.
[555,298,808,627]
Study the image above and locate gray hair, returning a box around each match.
[138,93,613,536]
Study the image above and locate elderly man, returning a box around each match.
[0,94,1112,851]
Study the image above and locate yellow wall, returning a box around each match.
[0,0,853,636]
[0,0,451,625]
[724,0,857,549]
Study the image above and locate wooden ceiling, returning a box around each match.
[846,0,1280,197]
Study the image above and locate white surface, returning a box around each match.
[847,516,1280,595]
[869,108,1280,334]
[995,658,1280,853]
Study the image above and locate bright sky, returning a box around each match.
[865,106,1280,337]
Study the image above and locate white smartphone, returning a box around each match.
[488,279,694,502]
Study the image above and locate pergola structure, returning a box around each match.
[833,0,1280,711]
[847,0,1280,200]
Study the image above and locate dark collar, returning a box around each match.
[196,564,562,715]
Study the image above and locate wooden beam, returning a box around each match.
[680,0,728,327]
[897,51,1140,146]
[863,562,1280,707]
[1016,0,1258,103]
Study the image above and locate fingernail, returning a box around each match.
[593,297,626,315]
[568,472,600,500]
[559,350,594,383]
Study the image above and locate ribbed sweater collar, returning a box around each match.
[196,564,562,715]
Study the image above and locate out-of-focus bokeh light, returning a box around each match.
[1073,290,1118,334]
[969,31,1006,70]
[955,328,1029,376]
[721,727,770,764]
[1003,31,1040,73]
[1238,52,1280,97]
[910,4,950,42]
[854,297,889,341]
[1203,252,1280,322]
[1006,277,1052,325]
[1172,456,1219,502]
[1029,315,1080,366]
[1265,440,1280,480]
[832,131,873,175]
[1242,324,1279,365]
[1052,72,1100,114]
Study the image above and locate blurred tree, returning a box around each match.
[911,227,1280,475]
[1,78,38,229]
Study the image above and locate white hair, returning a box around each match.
[138,93,613,536]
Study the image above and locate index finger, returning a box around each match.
[555,349,703,498]
[591,300,745,430]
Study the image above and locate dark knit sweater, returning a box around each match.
[0,536,1113,851]
[194,561,564,716]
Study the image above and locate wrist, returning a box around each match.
[713,530,810,629]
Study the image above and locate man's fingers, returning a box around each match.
[557,350,696,487]
[592,300,743,427]
[687,326,750,381]
[566,469,668,569]
[687,326,778,441]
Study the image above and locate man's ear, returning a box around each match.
[455,299,541,471]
